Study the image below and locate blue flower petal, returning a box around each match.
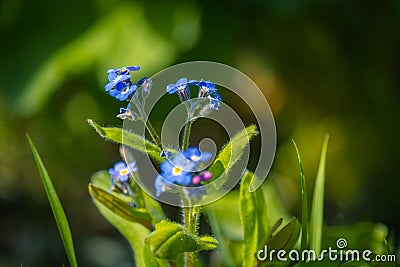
[175,172,192,186]
[200,151,213,162]
[176,78,188,86]
[155,175,174,196]
[166,84,178,94]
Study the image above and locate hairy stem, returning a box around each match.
[144,119,163,151]
[183,200,201,267]
[181,120,193,151]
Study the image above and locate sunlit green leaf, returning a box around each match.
[143,243,161,267]
[87,119,164,162]
[27,135,78,267]
[255,180,271,249]
[263,217,301,251]
[261,180,292,227]
[88,184,153,230]
[240,172,258,267]
[143,243,170,267]
[269,218,283,237]
[292,140,308,252]
[142,191,165,224]
[91,170,165,224]
[145,220,218,260]
[309,134,329,255]
[209,125,258,187]
[240,170,269,267]
[90,170,151,267]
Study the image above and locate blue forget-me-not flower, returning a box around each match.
[155,147,214,196]
[109,161,138,192]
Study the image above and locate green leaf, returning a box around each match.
[263,217,301,251]
[143,243,170,267]
[142,191,165,224]
[90,170,154,267]
[209,125,258,179]
[240,172,258,267]
[269,218,283,237]
[88,184,153,230]
[255,180,271,249]
[292,140,308,252]
[205,191,243,266]
[27,135,78,267]
[143,243,161,267]
[119,146,165,223]
[92,169,165,225]
[87,119,164,162]
[309,134,329,255]
[145,220,218,260]
[206,208,238,267]
[240,170,269,267]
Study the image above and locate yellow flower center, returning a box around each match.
[119,169,129,176]
[172,167,182,175]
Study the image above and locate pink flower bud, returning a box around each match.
[202,171,212,180]
[192,175,201,184]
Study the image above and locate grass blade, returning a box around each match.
[27,134,78,267]
[310,134,329,255]
[292,140,308,252]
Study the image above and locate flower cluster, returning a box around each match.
[167,78,222,111]
[104,66,153,122]
[155,147,213,196]
[105,66,140,101]
[104,66,222,200]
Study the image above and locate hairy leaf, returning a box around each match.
[145,220,217,260]
[209,125,257,178]
[87,119,164,162]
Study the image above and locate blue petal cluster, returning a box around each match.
[166,78,222,109]
[166,78,197,101]
[196,80,217,97]
[105,66,140,101]
[155,147,213,196]
[117,103,138,121]
[108,161,138,192]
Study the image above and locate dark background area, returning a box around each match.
[0,0,399,266]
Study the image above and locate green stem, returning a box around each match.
[136,105,163,151]
[144,119,163,151]
[183,200,201,267]
[181,109,197,266]
[181,120,193,151]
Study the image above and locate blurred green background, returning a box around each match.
[0,0,399,266]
